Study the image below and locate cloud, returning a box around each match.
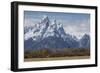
[24,18,41,27]
[63,21,90,39]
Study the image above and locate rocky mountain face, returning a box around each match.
[24,15,90,49]
[79,34,90,48]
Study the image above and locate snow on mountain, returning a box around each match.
[24,15,50,41]
[24,15,90,49]
[79,34,90,48]
[43,19,59,38]
[24,25,34,34]
[24,15,66,41]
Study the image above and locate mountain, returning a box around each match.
[24,15,89,49]
[24,15,50,41]
[24,25,34,34]
[79,34,90,48]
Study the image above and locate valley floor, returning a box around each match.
[24,56,90,62]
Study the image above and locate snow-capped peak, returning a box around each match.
[42,15,48,19]
[52,19,56,24]
[40,15,49,24]
[24,15,50,41]
[24,15,90,49]
[24,15,68,41]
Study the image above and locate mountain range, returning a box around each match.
[24,15,90,49]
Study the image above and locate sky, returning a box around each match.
[24,11,90,39]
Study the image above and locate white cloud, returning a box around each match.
[24,18,40,27]
[63,22,90,39]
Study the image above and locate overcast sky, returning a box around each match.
[24,11,90,38]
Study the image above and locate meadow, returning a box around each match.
[24,48,90,62]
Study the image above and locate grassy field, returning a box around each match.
[24,56,90,62]
[24,48,90,62]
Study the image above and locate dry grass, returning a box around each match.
[24,48,90,61]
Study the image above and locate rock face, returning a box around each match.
[79,34,90,48]
[24,15,90,49]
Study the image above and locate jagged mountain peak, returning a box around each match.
[24,15,90,49]
[40,15,49,24]
[83,34,90,38]
[42,15,48,19]
[79,34,90,48]
[24,15,66,41]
